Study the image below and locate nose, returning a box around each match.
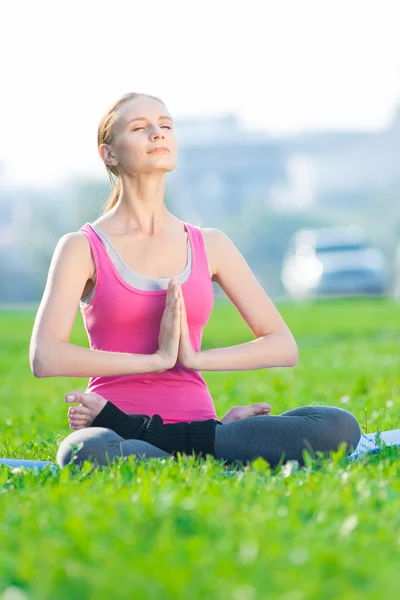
[150,125,165,140]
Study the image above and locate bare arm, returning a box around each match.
[195,332,297,371]
[29,232,166,378]
[194,228,299,371]
[33,341,164,378]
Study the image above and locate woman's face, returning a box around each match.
[104,96,178,176]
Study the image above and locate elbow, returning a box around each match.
[287,351,299,367]
[33,368,46,378]
[30,353,40,377]
[284,338,299,367]
[264,332,299,367]
[30,341,59,378]
[30,351,48,378]
[30,342,43,377]
[31,359,44,378]
[287,345,299,367]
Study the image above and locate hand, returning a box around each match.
[176,284,200,369]
[64,391,107,430]
[155,277,181,370]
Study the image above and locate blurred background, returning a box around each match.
[1,0,400,306]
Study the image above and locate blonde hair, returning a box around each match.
[98,92,167,215]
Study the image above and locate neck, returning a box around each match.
[112,175,174,235]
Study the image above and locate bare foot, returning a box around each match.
[221,402,272,424]
[64,391,107,430]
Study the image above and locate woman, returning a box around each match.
[30,92,361,469]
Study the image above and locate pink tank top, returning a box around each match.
[79,221,219,424]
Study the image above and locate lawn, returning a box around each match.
[0,297,399,599]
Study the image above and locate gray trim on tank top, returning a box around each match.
[80,223,192,304]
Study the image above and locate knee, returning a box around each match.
[56,427,122,468]
[338,408,362,450]
[320,407,361,452]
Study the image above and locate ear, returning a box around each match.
[99,143,118,167]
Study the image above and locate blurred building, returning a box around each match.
[168,106,400,222]
[169,114,289,223]
[1,106,400,301]
[0,188,34,270]
[283,107,400,209]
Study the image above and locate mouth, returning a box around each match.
[148,147,169,154]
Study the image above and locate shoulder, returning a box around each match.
[199,227,235,251]
[198,227,237,279]
[53,231,95,278]
[199,227,228,243]
[59,230,93,251]
[55,231,90,250]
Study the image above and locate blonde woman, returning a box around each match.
[30,93,361,469]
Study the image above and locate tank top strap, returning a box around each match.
[185,222,210,279]
[79,222,115,293]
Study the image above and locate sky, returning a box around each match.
[1,0,399,188]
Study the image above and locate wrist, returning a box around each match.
[153,352,172,372]
[190,351,202,370]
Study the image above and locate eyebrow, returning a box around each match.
[126,115,173,126]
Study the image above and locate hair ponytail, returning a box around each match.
[101,166,121,215]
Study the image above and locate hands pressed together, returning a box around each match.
[155,277,199,371]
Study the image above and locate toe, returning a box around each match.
[65,391,97,405]
[252,402,272,413]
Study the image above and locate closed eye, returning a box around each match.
[133,126,171,131]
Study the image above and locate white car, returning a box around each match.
[281,225,390,299]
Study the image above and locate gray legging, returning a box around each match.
[56,405,361,470]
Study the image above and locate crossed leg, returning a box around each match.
[213,405,362,468]
[56,405,361,470]
[56,427,174,469]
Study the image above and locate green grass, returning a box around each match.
[1,297,400,599]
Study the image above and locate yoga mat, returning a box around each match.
[1,429,399,474]
[0,459,59,474]
[347,429,400,462]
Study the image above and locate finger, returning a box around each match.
[169,295,179,316]
[180,293,186,314]
[168,279,178,303]
[181,298,189,331]
[180,304,185,332]
[175,297,181,319]
[166,278,174,301]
